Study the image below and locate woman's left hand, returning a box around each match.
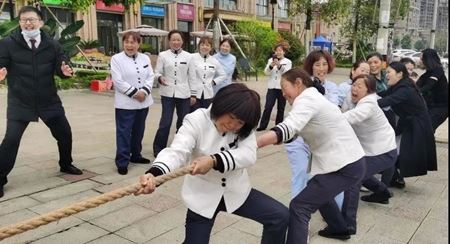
[191,155,214,175]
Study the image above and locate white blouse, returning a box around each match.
[264,57,292,89]
[188,53,226,99]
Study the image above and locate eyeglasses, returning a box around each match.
[19,18,40,24]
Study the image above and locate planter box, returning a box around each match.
[90,80,108,92]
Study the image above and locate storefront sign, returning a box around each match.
[43,0,62,5]
[141,5,165,17]
[177,3,194,21]
[278,22,291,31]
[96,0,125,13]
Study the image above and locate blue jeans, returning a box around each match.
[153,96,190,156]
[115,108,149,168]
[285,137,344,210]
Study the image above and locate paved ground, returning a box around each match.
[0,68,447,243]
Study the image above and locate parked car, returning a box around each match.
[440,54,448,71]
[392,49,416,61]
[402,52,422,66]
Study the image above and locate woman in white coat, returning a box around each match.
[257,68,366,243]
[342,75,397,227]
[136,83,289,244]
[110,31,154,175]
[189,36,226,112]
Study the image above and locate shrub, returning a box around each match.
[279,31,305,66]
[79,39,100,49]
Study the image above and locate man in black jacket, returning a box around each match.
[0,6,83,198]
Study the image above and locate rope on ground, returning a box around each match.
[0,166,192,241]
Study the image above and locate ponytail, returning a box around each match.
[312,77,326,95]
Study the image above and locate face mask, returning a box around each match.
[22,29,41,39]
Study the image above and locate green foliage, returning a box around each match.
[414,39,426,51]
[0,18,19,39]
[401,35,412,49]
[290,0,352,26]
[232,19,280,70]
[139,43,154,53]
[58,0,141,11]
[58,20,85,58]
[279,31,304,66]
[53,70,109,90]
[393,37,401,49]
[79,39,100,49]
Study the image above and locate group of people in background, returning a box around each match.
[0,6,447,243]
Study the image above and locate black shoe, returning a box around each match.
[0,187,3,198]
[60,165,83,175]
[360,190,392,204]
[390,179,406,189]
[318,228,350,240]
[130,157,151,164]
[347,227,356,235]
[256,127,265,132]
[118,167,128,175]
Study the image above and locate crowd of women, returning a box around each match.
[110,29,446,243]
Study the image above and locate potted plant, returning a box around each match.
[80,39,100,54]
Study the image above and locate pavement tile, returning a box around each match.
[135,192,182,213]
[210,226,260,244]
[60,170,99,183]
[0,196,41,216]
[143,226,185,244]
[8,165,38,177]
[409,217,448,244]
[30,180,102,202]
[211,212,242,234]
[115,205,186,243]
[29,190,101,214]
[89,204,156,232]
[86,234,135,244]
[31,222,109,244]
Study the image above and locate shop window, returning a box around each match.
[97,12,123,55]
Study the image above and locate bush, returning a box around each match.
[79,39,100,49]
[140,43,154,53]
[279,31,305,66]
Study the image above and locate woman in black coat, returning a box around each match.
[378,62,437,188]
[416,48,448,131]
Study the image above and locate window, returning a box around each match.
[178,0,191,3]
[41,7,75,39]
[278,0,288,18]
[256,0,268,16]
[204,0,214,8]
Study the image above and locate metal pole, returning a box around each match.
[429,0,439,48]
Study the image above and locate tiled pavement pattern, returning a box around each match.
[0,68,447,243]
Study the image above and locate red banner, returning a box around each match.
[96,0,125,13]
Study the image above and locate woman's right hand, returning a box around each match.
[190,97,197,106]
[159,76,169,86]
[0,67,7,81]
[134,173,156,196]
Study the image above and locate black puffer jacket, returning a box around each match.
[0,29,69,121]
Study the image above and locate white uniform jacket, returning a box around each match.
[110,52,154,109]
[189,53,226,99]
[150,107,257,219]
[264,57,292,89]
[274,87,365,176]
[154,49,192,99]
[343,93,397,156]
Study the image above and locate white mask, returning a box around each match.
[22,29,41,39]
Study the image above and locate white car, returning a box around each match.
[391,49,416,62]
[403,52,422,66]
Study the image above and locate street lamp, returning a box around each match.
[270,0,277,30]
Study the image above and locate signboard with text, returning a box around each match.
[96,0,125,13]
[141,5,165,17]
[177,3,195,21]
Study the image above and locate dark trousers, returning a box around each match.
[287,158,366,244]
[184,189,289,244]
[115,108,148,168]
[0,115,73,187]
[190,93,212,113]
[259,89,286,129]
[153,96,190,156]
[428,106,448,132]
[362,149,397,194]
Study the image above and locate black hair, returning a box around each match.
[18,6,43,20]
[350,60,369,79]
[167,29,184,41]
[421,48,442,70]
[211,83,261,139]
[282,68,325,95]
[351,74,377,94]
[400,57,415,67]
[389,61,420,91]
[219,38,234,49]
[367,52,383,61]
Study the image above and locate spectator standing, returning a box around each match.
[213,39,236,95]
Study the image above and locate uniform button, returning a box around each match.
[221,178,226,182]
[221,183,226,187]
[220,147,225,151]
[137,71,140,73]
